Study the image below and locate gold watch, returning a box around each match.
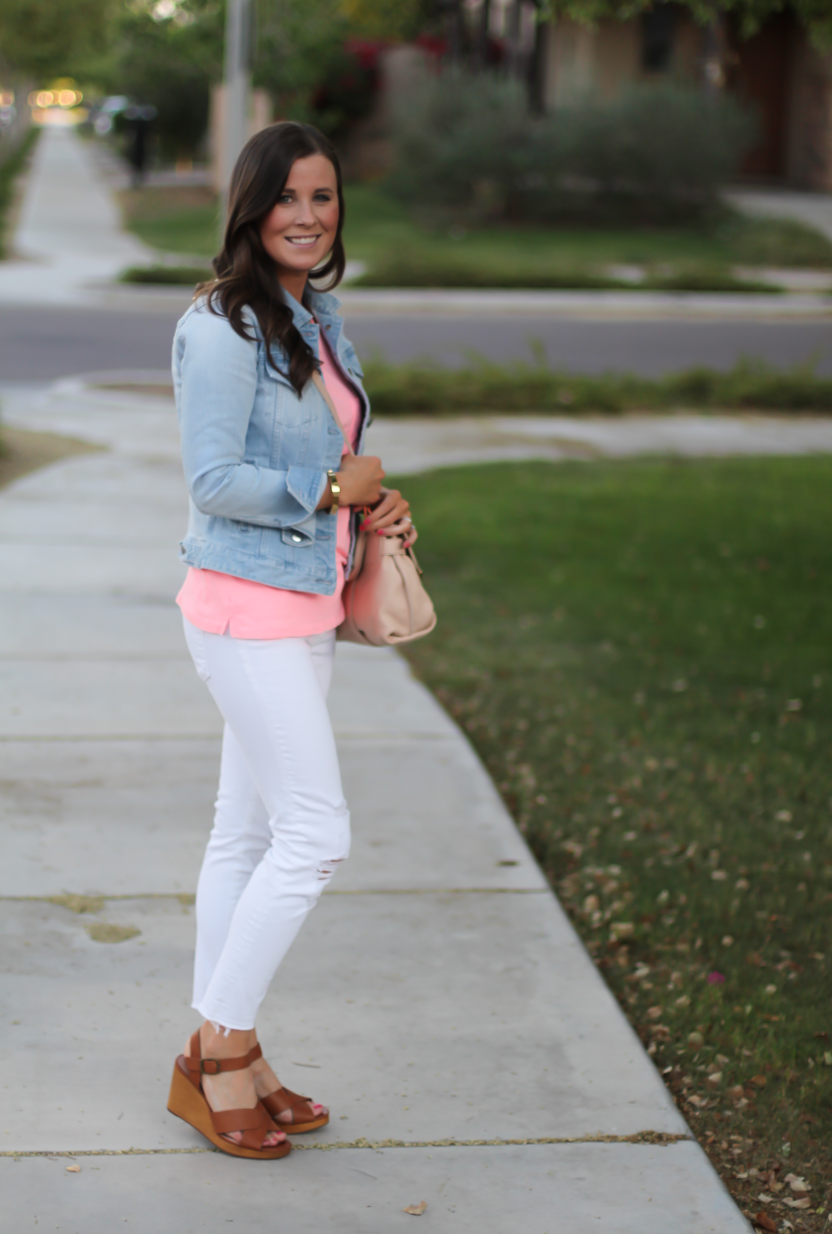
[327,469,341,512]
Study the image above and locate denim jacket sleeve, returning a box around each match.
[175,306,328,529]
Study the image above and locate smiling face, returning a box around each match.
[259,153,339,297]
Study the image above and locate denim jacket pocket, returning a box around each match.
[282,525,314,547]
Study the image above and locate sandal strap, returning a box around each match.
[210,1105,271,1136]
[184,1028,251,1076]
[183,1052,250,1076]
[248,1042,321,1123]
[263,1085,317,1121]
[211,1103,282,1152]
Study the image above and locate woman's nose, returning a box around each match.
[292,199,316,225]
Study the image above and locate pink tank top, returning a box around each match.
[176,334,362,639]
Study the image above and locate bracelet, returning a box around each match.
[326,469,341,513]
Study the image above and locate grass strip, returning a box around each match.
[364,355,832,416]
[0,425,102,491]
[116,256,784,293]
[354,252,784,294]
[397,456,832,1231]
[0,127,40,258]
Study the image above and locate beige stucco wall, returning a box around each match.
[546,17,598,105]
[545,14,701,109]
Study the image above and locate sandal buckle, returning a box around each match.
[200,1058,223,1075]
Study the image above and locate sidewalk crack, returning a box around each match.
[2,1132,691,1158]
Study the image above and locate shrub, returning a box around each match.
[119,265,211,285]
[363,355,832,415]
[387,69,530,219]
[388,72,755,226]
[0,126,39,258]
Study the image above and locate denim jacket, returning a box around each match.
[173,287,370,595]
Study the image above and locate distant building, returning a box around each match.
[537,6,832,190]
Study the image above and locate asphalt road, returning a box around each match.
[1,305,830,383]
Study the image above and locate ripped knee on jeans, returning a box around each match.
[316,856,346,883]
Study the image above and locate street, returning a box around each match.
[1,302,830,382]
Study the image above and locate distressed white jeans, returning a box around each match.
[183,618,350,1030]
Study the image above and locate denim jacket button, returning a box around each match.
[291,533,303,543]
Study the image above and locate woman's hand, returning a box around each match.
[317,454,385,510]
[362,487,418,547]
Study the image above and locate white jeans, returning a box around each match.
[183,618,350,1030]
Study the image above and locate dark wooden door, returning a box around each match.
[727,10,796,181]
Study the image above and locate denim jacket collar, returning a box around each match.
[240,286,345,356]
[284,286,345,353]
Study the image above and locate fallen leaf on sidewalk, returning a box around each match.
[65,1165,80,1173]
[753,1213,776,1232]
[86,923,141,944]
[403,1202,427,1216]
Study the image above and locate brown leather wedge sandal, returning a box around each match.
[167,1031,291,1160]
[249,1042,330,1134]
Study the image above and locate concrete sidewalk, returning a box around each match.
[1,127,152,306]
[0,396,750,1234]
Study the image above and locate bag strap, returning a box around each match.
[312,370,355,457]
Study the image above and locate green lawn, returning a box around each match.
[397,456,832,1229]
[118,185,220,258]
[343,185,832,271]
[116,181,832,281]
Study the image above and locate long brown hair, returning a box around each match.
[202,122,346,395]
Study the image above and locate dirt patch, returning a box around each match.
[0,425,103,491]
[94,382,174,398]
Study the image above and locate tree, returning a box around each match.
[0,0,115,82]
[253,0,429,135]
[545,0,832,48]
[109,0,223,159]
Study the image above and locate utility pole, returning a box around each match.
[222,0,253,204]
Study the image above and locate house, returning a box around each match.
[532,5,832,189]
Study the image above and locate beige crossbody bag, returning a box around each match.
[312,371,437,647]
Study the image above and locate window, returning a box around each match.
[642,4,677,73]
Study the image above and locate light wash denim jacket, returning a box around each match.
[173,287,370,595]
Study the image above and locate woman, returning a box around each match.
[166,121,416,1160]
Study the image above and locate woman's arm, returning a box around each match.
[176,309,327,528]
